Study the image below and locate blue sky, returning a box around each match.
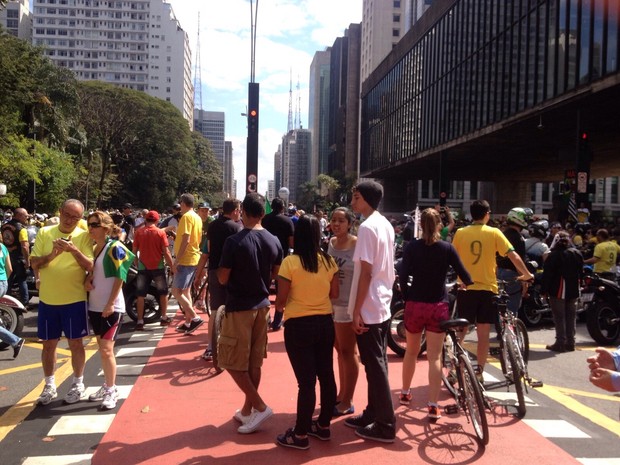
[167,0,362,198]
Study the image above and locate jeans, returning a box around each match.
[7,259,28,306]
[549,297,577,347]
[497,268,522,315]
[0,280,20,347]
[356,319,396,435]
[284,314,337,435]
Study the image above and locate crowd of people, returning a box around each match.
[1,188,619,448]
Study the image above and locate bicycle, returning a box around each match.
[487,280,540,418]
[439,317,489,446]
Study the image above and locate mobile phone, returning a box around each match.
[61,237,70,242]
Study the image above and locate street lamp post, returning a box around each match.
[246,0,259,195]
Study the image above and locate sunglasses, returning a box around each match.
[87,222,102,228]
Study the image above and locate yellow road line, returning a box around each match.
[552,385,620,403]
[536,384,620,437]
[0,360,66,376]
[0,337,99,443]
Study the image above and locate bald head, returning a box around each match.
[14,208,28,223]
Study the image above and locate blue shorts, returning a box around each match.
[38,301,89,340]
[88,311,122,341]
[172,265,196,290]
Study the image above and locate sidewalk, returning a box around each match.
[92,309,580,465]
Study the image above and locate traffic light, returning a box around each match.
[249,108,258,133]
[246,82,259,194]
[248,84,259,135]
[577,132,591,171]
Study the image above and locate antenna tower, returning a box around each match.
[295,75,302,129]
[287,69,293,133]
[193,13,203,110]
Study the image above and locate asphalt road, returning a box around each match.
[0,304,618,464]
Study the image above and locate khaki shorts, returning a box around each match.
[217,307,269,371]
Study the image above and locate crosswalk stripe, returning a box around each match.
[22,454,93,465]
[523,419,590,438]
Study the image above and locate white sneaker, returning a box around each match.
[101,387,118,410]
[233,408,252,424]
[237,406,273,434]
[64,383,85,404]
[88,385,107,402]
[37,384,57,406]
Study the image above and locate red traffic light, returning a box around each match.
[249,109,257,117]
[581,132,588,140]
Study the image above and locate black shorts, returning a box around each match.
[456,290,497,324]
[88,310,123,341]
[136,269,168,297]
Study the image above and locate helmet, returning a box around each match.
[528,219,549,238]
[506,207,532,228]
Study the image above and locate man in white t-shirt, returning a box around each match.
[345,180,396,443]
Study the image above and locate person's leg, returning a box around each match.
[67,338,86,377]
[172,266,198,323]
[565,298,577,350]
[475,323,491,369]
[98,337,117,387]
[227,369,268,412]
[0,325,20,346]
[548,297,566,348]
[425,330,445,405]
[401,330,422,392]
[284,317,318,436]
[315,316,337,428]
[356,321,395,434]
[334,322,359,412]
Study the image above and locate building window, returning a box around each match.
[392,29,399,38]
[393,14,400,23]
[393,0,400,7]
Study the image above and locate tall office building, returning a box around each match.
[329,24,361,178]
[404,0,434,31]
[194,109,226,191]
[31,0,193,125]
[0,0,32,40]
[308,48,331,179]
[360,0,406,83]
[281,129,311,204]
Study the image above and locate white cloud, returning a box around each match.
[167,0,362,198]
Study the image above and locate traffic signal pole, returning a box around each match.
[246,82,259,194]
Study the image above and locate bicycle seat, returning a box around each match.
[440,318,471,331]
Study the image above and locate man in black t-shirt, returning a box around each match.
[217,193,282,434]
[194,199,242,361]
[261,197,294,330]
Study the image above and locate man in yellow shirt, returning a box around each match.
[173,193,204,334]
[585,228,620,279]
[452,200,533,381]
[31,199,94,406]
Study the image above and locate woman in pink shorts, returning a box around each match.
[398,208,472,420]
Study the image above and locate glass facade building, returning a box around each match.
[361,0,620,175]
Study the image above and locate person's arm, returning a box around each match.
[352,260,372,334]
[506,250,534,281]
[275,276,290,312]
[217,267,231,285]
[445,206,455,233]
[175,233,190,263]
[5,250,12,277]
[193,252,209,287]
[19,235,29,268]
[589,368,619,392]
[329,271,339,300]
[102,277,124,318]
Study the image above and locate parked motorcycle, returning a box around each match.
[0,294,26,350]
[123,266,164,324]
[581,269,620,346]
[518,260,551,327]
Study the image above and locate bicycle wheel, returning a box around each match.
[457,353,489,446]
[441,336,458,397]
[506,338,526,417]
[211,305,225,371]
[514,318,529,364]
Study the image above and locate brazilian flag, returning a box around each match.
[103,240,135,282]
[265,192,272,214]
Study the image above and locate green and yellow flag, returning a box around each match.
[265,192,272,214]
[103,240,135,282]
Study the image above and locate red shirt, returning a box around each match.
[132,224,169,270]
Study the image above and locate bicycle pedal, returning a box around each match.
[529,379,543,388]
[444,404,459,415]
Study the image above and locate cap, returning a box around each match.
[197,202,211,209]
[145,210,160,222]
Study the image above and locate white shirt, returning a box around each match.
[88,243,125,313]
[348,211,395,324]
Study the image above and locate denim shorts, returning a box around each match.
[172,265,196,290]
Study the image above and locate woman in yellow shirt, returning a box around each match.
[275,214,339,450]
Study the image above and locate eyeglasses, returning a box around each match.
[62,210,83,221]
[87,222,102,228]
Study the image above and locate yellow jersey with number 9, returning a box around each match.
[452,224,514,294]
